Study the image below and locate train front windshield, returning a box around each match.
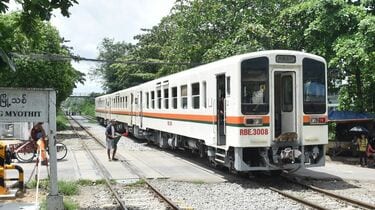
[241,57,269,115]
[303,58,326,114]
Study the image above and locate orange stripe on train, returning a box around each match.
[97,109,270,125]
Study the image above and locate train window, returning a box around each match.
[164,88,169,109]
[125,96,128,108]
[202,81,207,108]
[151,91,155,109]
[282,76,293,112]
[181,85,188,109]
[303,58,326,114]
[146,92,149,109]
[172,87,177,109]
[241,57,269,115]
[157,90,161,109]
[192,82,200,109]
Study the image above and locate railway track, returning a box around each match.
[69,115,375,210]
[265,175,375,210]
[67,115,180,210]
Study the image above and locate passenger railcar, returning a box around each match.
[95,50,328,173]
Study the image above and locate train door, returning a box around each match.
[216,74,226,145]
[133,91,143,128]
[273,71,296,138]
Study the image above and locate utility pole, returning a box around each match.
[0,48,16,71]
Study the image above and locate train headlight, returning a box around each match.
[309,116,327,125]
[244,117,263,126]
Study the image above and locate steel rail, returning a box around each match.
[280,175,375,210]
[306,184,375,209]
[71,115,180,210]
[268,187,329,210]
[285,176,375,210]
[67,115,127,210]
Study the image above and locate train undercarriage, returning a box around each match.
[100,118,325,173]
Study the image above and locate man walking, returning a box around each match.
[105,119,119,161]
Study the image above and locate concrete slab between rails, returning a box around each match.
[79,119,226,183]
[117,149,226,183]
[65,149,102,180]
[90,149,140,180]
[291,161,375,181]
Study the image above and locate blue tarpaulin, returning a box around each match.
[328,110,375,122]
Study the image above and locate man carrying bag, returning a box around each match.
[105,119,121,161]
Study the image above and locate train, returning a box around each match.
[95,50,328,173]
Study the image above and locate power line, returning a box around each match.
[10,52,203,66]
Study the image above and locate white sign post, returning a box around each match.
[0,87,63,209]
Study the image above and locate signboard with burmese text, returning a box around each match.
[0,87,55,122]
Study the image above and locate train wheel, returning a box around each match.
[208,157,217,168]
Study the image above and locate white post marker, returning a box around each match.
[0,87,63,209]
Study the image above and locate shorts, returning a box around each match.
[106,138,113,149]
[106,136,121,149]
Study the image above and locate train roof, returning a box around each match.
[97,50,325,98]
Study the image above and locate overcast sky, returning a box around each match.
[10,0,175,94]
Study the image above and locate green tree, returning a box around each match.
[274,0,375,112]
[0,0,78,33]
[92,38,133,93]
[0,0,77,19]
[0,12,84,106]
[94,0,375,112]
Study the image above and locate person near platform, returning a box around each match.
[105,119,120,161]
[356,133,368,167]
[31,122,48,165]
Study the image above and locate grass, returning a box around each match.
[63,198,79,210]
[26,179,49,189]
[58,180,78,196]
[126,179,146,187]
[39,198,79,210]
[26,179,115,209]
[190,180,205,184]
[27,179,78,196]
[76,179,106,186]
[57,109,69,131]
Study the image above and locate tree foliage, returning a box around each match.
[0,0,78,34]
[0,0,77,19]
[93,38,133,93]
[0,12,84,106]
[94,0,375,113]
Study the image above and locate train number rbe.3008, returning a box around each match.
[240,128,269,136]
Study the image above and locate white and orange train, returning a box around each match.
[95,50,328,173]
